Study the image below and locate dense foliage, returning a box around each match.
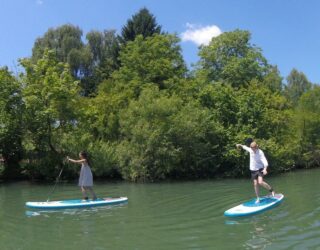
[0,9,319,181]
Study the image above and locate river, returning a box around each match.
[0,168,320,249]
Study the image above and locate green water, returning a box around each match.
[1,168,320,250]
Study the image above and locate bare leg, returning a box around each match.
[81,186,88,200]
[86,187,97,200]
[257,176,275,196]
[253,179,260,203]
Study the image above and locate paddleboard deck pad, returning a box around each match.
[224,193,284,217]
[26,197,128,209]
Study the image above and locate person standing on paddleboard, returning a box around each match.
[236,141,275,203]
[67,151,97,201]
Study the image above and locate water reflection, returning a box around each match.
[225,212,285,249]
[3,169,320,249]
[245,218,272,249]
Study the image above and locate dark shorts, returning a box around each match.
[251,169,264,180]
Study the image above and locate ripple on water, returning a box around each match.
[2,170,320,250]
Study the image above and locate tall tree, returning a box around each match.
[82,34,186,145]
[197,29,270,88]
[86,30,120,85]
[114,34,186,93]
[120,7,162,44]
[262,65,283,93]
[32,24,121,96]
[32,24,84,74]
[285,68,312,106]
[0,67,23,178]
[31,24,92,95]
[20,50,79,177]
[295,85,320,167]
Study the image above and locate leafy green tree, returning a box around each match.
[114,34,186,93]
[285,68,312,106]
[20,50,79,179]
[86,30,120,86]
[2,15,317,182]
[31,24,93,96]
[32,24,84,74]
[83,34,187,145]
[120,7,161,44]
[262,65,283,93]
[294,86,320,167]
[116,86,224,181]
[197,80,293,174]
[0,67,23,178]
[234,82,294,172]
[197,29,270,88]
[31,24,120,96]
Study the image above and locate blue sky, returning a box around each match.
[0,0,319,83]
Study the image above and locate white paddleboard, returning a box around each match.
[224,193,284,217]
[26,197,128,210]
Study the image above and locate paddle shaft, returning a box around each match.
[47,167,64,202]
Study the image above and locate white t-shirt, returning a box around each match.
[242,145,268,171]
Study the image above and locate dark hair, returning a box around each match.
[245,138,253,146]
[80,151,91,166]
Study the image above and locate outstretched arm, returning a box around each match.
[236,144,251,152]
[67,156,86,164]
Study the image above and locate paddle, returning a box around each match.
[46,158,67,202]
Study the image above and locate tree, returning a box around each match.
[86,30,120,86]
[31,24,120,96]
[113,34,186,94]
[197,29,270,88]
[116,86,224,181]
[196,80,294,174]
[262,65,283,93]
[81,32,188,144]
[285,68,312,106]
[294,86,320,167]
[120,7,161,44]
[0,67,23,178]
[32,24,84,74]
[20,50,79,178]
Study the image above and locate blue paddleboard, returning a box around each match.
[224,193,284,217]
[26,197,128,209]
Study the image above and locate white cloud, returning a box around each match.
[181,23,222,46]
[36,0,44,5]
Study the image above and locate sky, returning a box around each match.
[0,0,319,83]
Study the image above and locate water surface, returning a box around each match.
[1,168,320,249]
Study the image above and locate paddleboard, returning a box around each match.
[224,193,284,217]
[26,197,128,210]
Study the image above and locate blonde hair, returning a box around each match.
[250,141,258,149]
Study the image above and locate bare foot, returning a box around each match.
[255,198,260,204]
